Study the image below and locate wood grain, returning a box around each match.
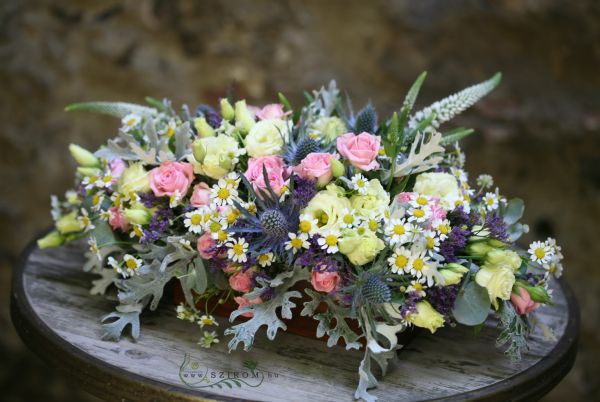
[11,236,579,402]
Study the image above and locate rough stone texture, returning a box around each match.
[0,0,598,401]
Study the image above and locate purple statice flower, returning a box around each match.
[140,205,174,244]
[195,104,223,129]
[439,225,470,262]
[295,236,343,273]
[485,212,509,242]
[292,177,317,209]
[426,284,460,321]
[400,292,422,319]
[139,192,164,208]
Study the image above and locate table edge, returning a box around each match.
[10,230,580,402]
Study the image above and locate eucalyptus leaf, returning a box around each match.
[452,281,491,326]
[503,198,525,225]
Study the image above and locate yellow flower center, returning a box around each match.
[413,283,423,291]
[534,248,546,259]
[393,224,405,235]
[486,197,494,206]
[357,227,366,235]
[166,127,175,138]
[299,220,312,233]
[89,175,98,183]
[126,259,138,270]
[102,175,112,183]
[356,179,365,188]
[227,210,239,224]
[319,213,329,225]
[209,221,221,233]
[413,258,424,271]
[413,209,425,218]
[226,178,238,187]
[133,225,143,237]
[217,231,228,242]
[190,214,202,225]
[259,254,270,263]
[127,118,137,126]
[325,234,338,246]
[217,188,230,200]
[395,255,408,268]
[416,196,428,206]
[368,219,378,232]
[290,238,303,248]
[232,244,244,255]
[426,236,435,249]
[343,215,353,225]
[438,224,449,234]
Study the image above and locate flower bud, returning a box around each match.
[65,190,80,205]
[410,301,445,334]
[69,144,99,167]
[234,100,255,134]
[466,241,494,258]
[194,117,215,138]
[488,239,505,248]
[122,207,151,225]
[220,98,235,121]
[56,211,82,234]
[444,263,470,274]
[515,281,552,304]
[191,139,206,163]
[77,167,103,177]
[37,231,65,249]
[330,157,345,178]
[439,269,464,285]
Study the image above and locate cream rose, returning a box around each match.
[475,265,515,309]
[245,119,290,157]
[413,172,460,210]
[338,229,385,266]
[410,301,445,333]
[118,163,151,195]
[190,135,241,179]
[350,179,390,218]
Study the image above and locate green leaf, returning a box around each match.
[91,220,117,247]
[65,102,157,118]
[398,71,427,129]
[503,198,525,225]
[440,127,475,145]
[452,281,491,326]
[145,97,166,111]
[278,92,292,112]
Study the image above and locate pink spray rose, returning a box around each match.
[149,161,194,197]
[311,271,341,293]
[293,152,336,187]
[245,155,289,197]
[229,271,253,293]
[429,200,447,221]
[511,287,539,315]
[108,207,129,232]
[234,296,263,318]
[256,103,288,120]
[336,132,381,171]
[196,232,216,259]
[109,159,127,180]
[396,192,415,203]
[190,182,211,207]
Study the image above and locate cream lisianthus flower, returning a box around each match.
[484,249,522,273]
[302,184,350,232]
[475,265,515,309]
[338,228,385,266]
[350,179,390,219]
[413,172,460,210]
[308,116,347,143]
[409,301,445,333]
[118,163,151,195]
[245,119,290,157]
[190,135,243,180]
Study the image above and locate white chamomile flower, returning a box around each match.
[410,194,432,209]
[385,218,414,246]
[198,331,219,348]
[388,247,412,274]
[160,119,177,138]
[432,219,451,241]
[339,208,358,229]
[130,223,144,238]
[96,174,113,189]
[121,113,141,132]
[198,314,218,328]
[169,190,183,208]
[123,254,143,276]
[176,304,197,322]
[91,192,105,211]
[215,229,232,244]
[476,174,494,189]
[285,233,310,254]
[298,214,319,236]
[227,237,248,263]
[257,252,275,267]
[482,191,500,211]
[407,205,430,223]
[179,238,193,252]
[351,174,369,195]
[422,230,441,256]
[317,230,341,254]
[406,280,427,298]
[363,213,382,233]
[528,240,554,264]
[99,210,112,221]
[223,172,241,189]
[184,209,205,234]
[211,182,238,207]
[78,209,95,231]
[87,237,101,261]
[82,174,101,190]
[207,217,228,240]
[244,201,258,215]
[450,167,468,184]
[279,184,291,202]
[406,251,431,279]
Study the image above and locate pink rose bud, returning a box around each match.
[245,155,289,197]
[336,132,381,171]
[428,202,447,221]
[229,272,253,293]
[190,182,211,207]
[234,296,263,318]
[511,287,539,315]
[108,207,129,232]
[149,161,195,197]
[256,103,288,120]
[196,232,216,259]
[396,192,415,203]
[109,159,127,181]
[311,271,341,293]
[293,153,336,187]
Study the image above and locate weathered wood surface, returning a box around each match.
[11,238,578,402]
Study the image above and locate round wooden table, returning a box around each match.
[11,235,579,402]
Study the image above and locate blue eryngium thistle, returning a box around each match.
[230,166,300,260]
[283,136,322,166]
[361,274,392,304]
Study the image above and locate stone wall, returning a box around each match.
[1,0,598,400]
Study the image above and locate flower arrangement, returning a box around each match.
[40,72,565,401]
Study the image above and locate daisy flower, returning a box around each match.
[317,230,341,254]
[406,251,431,279]
[198,314,218,328]
[99,210,112,221]
[432,219,451,241]
[406,280,427,298]
[476,174,494,189]
[96,174,113,189]
[388,247,412,274]
[211,181,238,207]
[422,230,441,256]
[121,113,141,132]
[385,218,413,246]
[91,192,104,211]
[483,191,500,211]
[184,209,205,234]
[528,240,554,264]
[407,205,430,223]
[207,218,228,240]
[198,331,219,348]
[257,252,275,267]
[87,237,101,261]
[285,233,310,254]
[82,175,101,190]
[410,194,432,209]
[130,223,144,238]
[351,174,369,195]
[123,254,143,276]
[339,208,357,229]
[298,214,319,236]
[176,304,197,322]
[215,229,232,244]
[223,172,241,189]
[227,237,249,263]
[450,167,468,184]
[78,209,95,231]
[160,119,177,138]
[169,190,183,208]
